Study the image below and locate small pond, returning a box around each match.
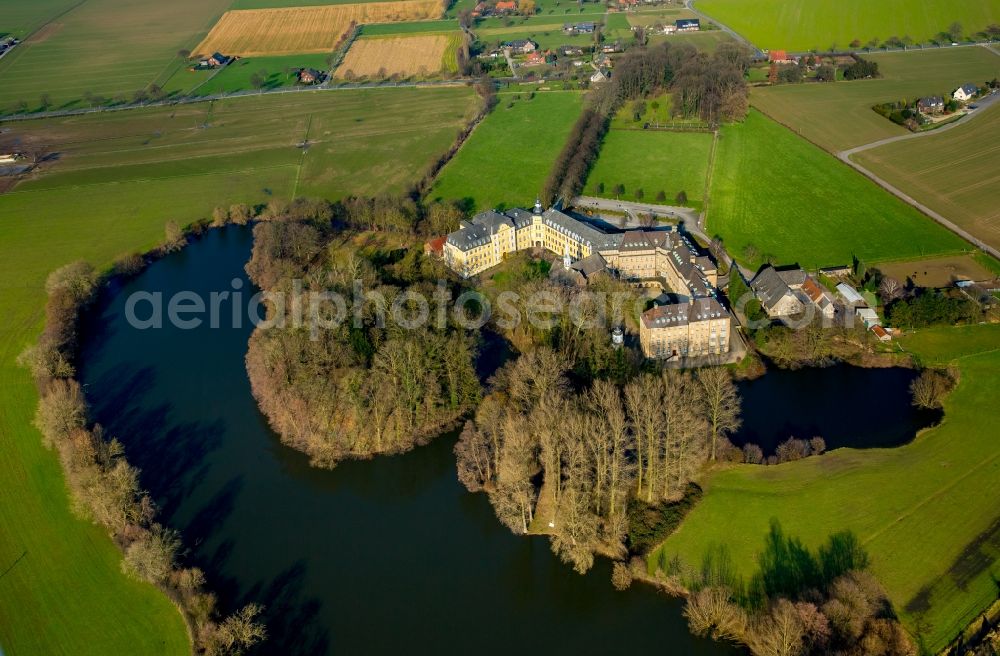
[733,363,941,455]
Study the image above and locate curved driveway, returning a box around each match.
[837,90,1000,260]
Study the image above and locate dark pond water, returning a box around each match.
[733,364,941,455]
[79,226,735,656]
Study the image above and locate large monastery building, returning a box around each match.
[444,201,731,359]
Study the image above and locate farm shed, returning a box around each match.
[836,283,865,305]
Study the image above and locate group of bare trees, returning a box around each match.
[687,570,915,656]
[541,107,609,205]
[455,348,742,573]
[910,367,958,410]
[605,41,751,125]
[244,218,481,468]
[540,40,751,204]
[671,42,752,124]
[682,521,915,656]
[20,262,264,655]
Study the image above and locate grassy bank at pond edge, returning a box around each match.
[0,86,480,654]
[651,323,1000,653]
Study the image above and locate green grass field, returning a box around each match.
[0,86,477,654]
[0,194,201,654]
[603,12,632,39]
[0,0,231,112]
[750,46,1000,153]
[161,66,216,97]
[707,109,969,269]
[695,0,1000,51]
[428,90,584,210]
[359,19,462,36]
[648,29,736,52]
[11,87,477,198]
[181,53,332,96]
[0,0,81,38]
[230,0,400,6]
[583,129,713,209]
[441,32,464,74]
[446,0,478,18]
[854,103,1000,253]
[528,0,605,13]
[475,14,606,50]
[626,7,697,27]
[608,93,706,129]
[478,27,596,50]
[475,11,606,30]
[651,322,1000,653]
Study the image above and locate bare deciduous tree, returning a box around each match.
[33,378,87,447]
[625,375,662,500]
[229,203,252,225]
[878,276,902,304]
[611,561,632,590]
[211,206,229,227]
[122,525,180,584]
[203,603,266,656]
[910,368,955,409]
[684,586,748,642]
[698,367,741,461]
[455,421,493,492]
[745,599,806,656]
[163,220,185,252]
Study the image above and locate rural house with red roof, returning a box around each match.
[768,49,795,64]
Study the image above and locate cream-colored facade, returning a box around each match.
[639,298,730,359]
[444,201,732,360]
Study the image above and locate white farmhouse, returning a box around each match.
[953,83,978,102]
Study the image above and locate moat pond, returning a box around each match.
[733,364,941,455]
[78,226,935,654]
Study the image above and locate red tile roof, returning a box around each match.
[424,236,446,256]
[801,277,825,303]
[769,49,788,62]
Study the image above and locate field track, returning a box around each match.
[847,100,1000,257]
[194,2,444,56]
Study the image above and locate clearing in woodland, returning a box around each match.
[193,2,444,56]
[336,34,461,78]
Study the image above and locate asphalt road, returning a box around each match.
[839,87,1000,159]
[837,88,1000,260]
[684,0,764,58]
[571,195,754,279]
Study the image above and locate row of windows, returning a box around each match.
[650,343,727,357]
